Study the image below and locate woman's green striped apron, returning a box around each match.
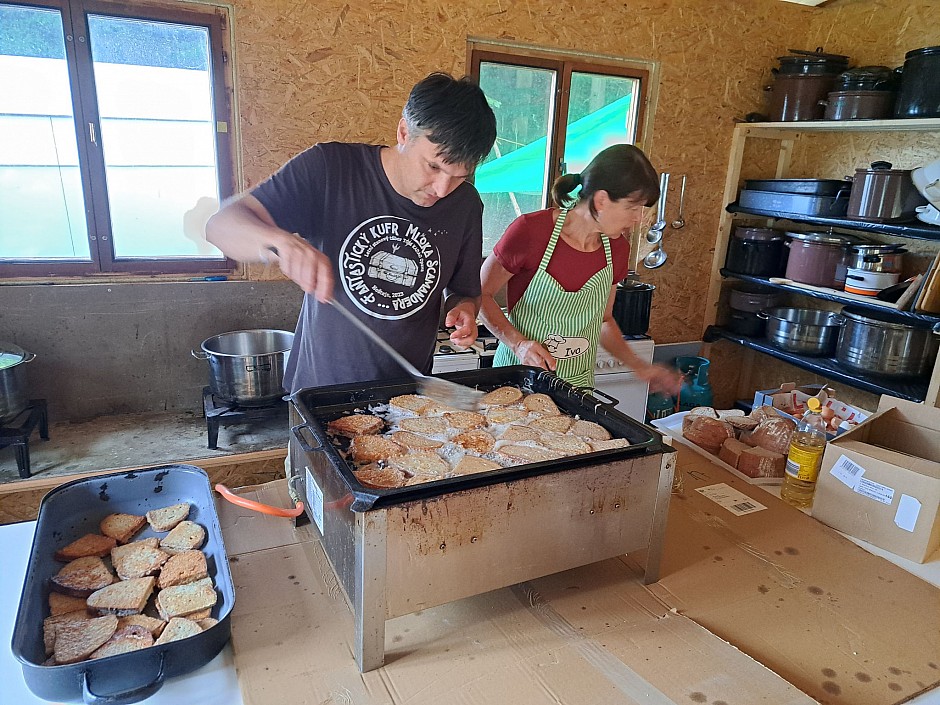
[493,208,613,388]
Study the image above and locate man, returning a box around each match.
[206,73,497,393]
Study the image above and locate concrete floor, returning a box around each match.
[0,408,289,484]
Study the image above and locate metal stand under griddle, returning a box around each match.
[202,387,287,449]
[0,399,49,479]
[290,405,676,672]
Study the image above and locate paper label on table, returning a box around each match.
[830,454,866,490]
[695,483,767,516]
[304,467,325,535]
[894,495,921,533]
[855,477,895,505]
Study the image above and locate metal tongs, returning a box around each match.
[329,298,484,411]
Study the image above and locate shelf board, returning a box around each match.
[703,325,930,402]
[739,118,940,133]
[719,269,940,328]
[726,204,940,242]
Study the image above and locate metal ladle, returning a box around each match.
[643,242,668,269]
[645,172,669,243]
[671,175,687,229]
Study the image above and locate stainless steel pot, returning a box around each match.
[0,343,36,424]
[842,243,906,273]
[193,329,294,406]
[758,307,844,356]
[836,308,940,378]
[847,161,929,222]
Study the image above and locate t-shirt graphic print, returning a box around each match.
[340,215,442,319]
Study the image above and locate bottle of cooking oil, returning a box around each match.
[781,397,828,509]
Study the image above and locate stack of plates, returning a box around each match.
[911,157,940,225]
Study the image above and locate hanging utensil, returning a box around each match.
[671,175,687,229]
[643,242,668,269]
[645,172,669,243]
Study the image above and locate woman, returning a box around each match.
[479,144,682,395]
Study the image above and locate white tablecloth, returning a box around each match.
[1,521,243,705]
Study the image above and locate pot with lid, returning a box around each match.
[836,308,940,378]
[767,48,849,122]
[894,46,940,118]
[842,243,906,273]
[784,231,855,288]
[835,65,897,92]
[847,161,929,222]
[776,48,850,76]
[0,343,36,424]
[724,227,787,277]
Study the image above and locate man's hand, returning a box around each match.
[636,363,683,396]
[264,234,334,303]
[444,301,478,347]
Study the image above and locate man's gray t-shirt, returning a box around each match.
[252,142,483,393]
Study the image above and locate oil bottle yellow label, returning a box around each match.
[785,444,824,482]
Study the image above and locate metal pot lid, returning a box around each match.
[616,281,655,291]
[854,160,909,175]
[0,342,29,369]
[786,48,850,60]
[784,230,853,245]
[839,65,894,79]
[905,45,940,59]
[733,227,783,241]
[847,242,906,254]
[842,307,932,331]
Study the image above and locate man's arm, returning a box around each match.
[206,193,334,302]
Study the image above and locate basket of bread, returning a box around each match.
[11,464,234,704]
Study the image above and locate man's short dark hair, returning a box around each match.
[402,72,497,169]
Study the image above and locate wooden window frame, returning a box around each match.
[0,0,235,278]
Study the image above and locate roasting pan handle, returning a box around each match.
[214,482,305,517]
[291,423,323,453]
[82,651,166,705]
[585,387,622,407]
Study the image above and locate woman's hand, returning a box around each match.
[512,340,557,371]
[636,363,683,396]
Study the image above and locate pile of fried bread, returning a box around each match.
[40,503,218,665]
[681,405,796,479]
[326,386,630,489]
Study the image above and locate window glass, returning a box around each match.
[474,63,554,254]
[87,14,223,259]
[563,72,639,175]
[0,4,90,260]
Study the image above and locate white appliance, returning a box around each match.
[431,330,480,374]
[591,337,654,422]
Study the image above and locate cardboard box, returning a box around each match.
[218,450,940,705]
[814,396,940,563]
[753,382,870,439]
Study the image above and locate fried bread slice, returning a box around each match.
[159,520,206,555]
[485,406,528,424]
[90,624,153,659]
[43,609,92,656]
[443,411,487,431]
[87,576,155,616]
[48,593,89,617]
[529,415,572,433]
[155,577,217,621]
[540,433,591,455]
[388,394,433,414]
[327,414,384,438]
[589,438,630,452]
[452,429,496,453]
[571,419,611,440]
[497,444,563,463]
[390,431,444,450]
[499,425,540,442]
[111,541,170,580]
[54,533,117,562]
[452,456,502,475]
[481,386,523,406]
[51,557,116,598]
[118,614,166,638]
[389,451,449,478]
[53,615,118,665]
[157,550,208,589]
[349,434,407,463]
[154,617,203,645]
[353,463,407,489]
[399,416,448,435]
[99,513,146,544]
[523,393,560,415]
[146,503,190,532]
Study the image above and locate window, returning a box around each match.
[470,42,651,253]
[0,0,234,277]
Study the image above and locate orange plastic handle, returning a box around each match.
[214,483,305,517]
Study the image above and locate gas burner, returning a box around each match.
[202,387,287,450]
[0,399,49,478]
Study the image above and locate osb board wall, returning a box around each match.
[225,0,823,343]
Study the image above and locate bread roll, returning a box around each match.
[743,417,795,455]
[683,416,734,454]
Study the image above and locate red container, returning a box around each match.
[784,231,854,288]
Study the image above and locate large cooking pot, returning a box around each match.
[776,48,850,76]
[193,329,294,406]
[842,243,906,273]
[0,343,36,424]
[835,65,897,92]
[767,73,839,122]
[821,90,895,120]
[836,308,940,378]
[758,307,844,356]
[724,227,787,277]
[784,231,855,288]
[847,161,929,222]
[894,46,940,118]
[612,281,655,335]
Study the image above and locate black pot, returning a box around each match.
[728,310,766,338]
[612,282,654,336]
[894,46,940,118]
[724,227,787,277]
[835,65,897,91]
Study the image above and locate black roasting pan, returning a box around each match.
[11,464,234,704]
[290,365,668,512]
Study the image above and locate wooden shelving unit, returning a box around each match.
[703,119,940,408]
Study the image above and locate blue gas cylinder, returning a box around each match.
[674,356,713,411]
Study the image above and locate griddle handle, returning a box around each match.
[291,423,323,453]
[586,387,622,407]
[82,651,166,705]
